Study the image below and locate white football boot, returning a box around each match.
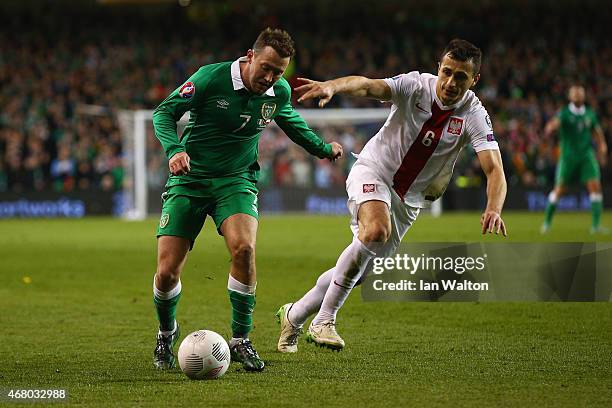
[305,320,345,351]
[276,303,303,353]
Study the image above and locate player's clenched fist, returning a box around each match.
[328,142,343,162]
[169,151,191,175]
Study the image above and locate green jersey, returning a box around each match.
[557,104,600,158]
[153,57,332,187]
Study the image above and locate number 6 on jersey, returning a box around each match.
[422,130,435,146]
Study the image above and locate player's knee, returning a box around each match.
[360,222,391,244]
[587,182,602,194]
[230,241,255,264]
[155,267,180,290]
[156,255,182,287]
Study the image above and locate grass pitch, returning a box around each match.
[1,212,611,407]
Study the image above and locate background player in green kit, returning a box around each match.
[151,28,343,372]
[541,85,608,233]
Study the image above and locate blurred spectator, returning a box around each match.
[0,0,609,193]
[289,148,312,188]
[50,144,75,191]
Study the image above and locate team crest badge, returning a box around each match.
[261,102,276,120]
[179,82,195,99]
[363,184,376,193]
[447,117,464,135]
[160,214,170,228]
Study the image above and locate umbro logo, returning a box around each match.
[415,102,429,113]
[216,99,229,109]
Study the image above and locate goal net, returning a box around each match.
[117,108,442,220]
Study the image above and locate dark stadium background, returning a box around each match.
[0,0,610,217]
[2,2,611,407]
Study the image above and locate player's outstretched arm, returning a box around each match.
[477,149,508,236]
[295,77,392,107]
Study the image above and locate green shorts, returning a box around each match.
[156,177,259,248]
[555,153,600,186]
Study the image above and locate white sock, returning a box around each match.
[590,192,603,203]
[548,191,558,204]
[288,267,335,327]
[153,277,182,300]
[311,238,376,325]
[227,274,256,295]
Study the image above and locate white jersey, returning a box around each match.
[356,71,499,208]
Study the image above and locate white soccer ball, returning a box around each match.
[178,330,231,380]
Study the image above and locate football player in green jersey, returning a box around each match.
[151,28,343,372]
[542,85,608,234]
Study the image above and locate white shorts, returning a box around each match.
[346,162,420,258]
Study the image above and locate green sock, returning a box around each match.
[228,290,256,338]
[591,200,602,228]
[154,282,181,332]
[544,202,557,226]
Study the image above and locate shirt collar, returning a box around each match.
[569,102,585,115]
[230,57,275,97]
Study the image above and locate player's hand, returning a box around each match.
[480,210,507,236]
[295,78,335,107]
[328,142,343,162]
[169,151,191,175]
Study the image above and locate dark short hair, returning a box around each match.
[441,39,482,74]
[253,28,295,58]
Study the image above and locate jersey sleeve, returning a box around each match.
[590,109,601,129]
[555,108,567,125]
[382,71,420,105]
[153,66,211,159]
[466,106,499,152]
[273,84,332,159]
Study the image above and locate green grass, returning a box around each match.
[1,212,611,407]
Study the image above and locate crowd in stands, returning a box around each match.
[0,1,610,193]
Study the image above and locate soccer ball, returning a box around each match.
[178,330,231,380]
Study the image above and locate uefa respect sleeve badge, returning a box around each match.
[179,82,195,99]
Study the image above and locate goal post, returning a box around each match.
[118,108,442,220]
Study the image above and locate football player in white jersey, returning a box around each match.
[276,39,507,352]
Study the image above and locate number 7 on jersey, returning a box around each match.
[233,114,252,133]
